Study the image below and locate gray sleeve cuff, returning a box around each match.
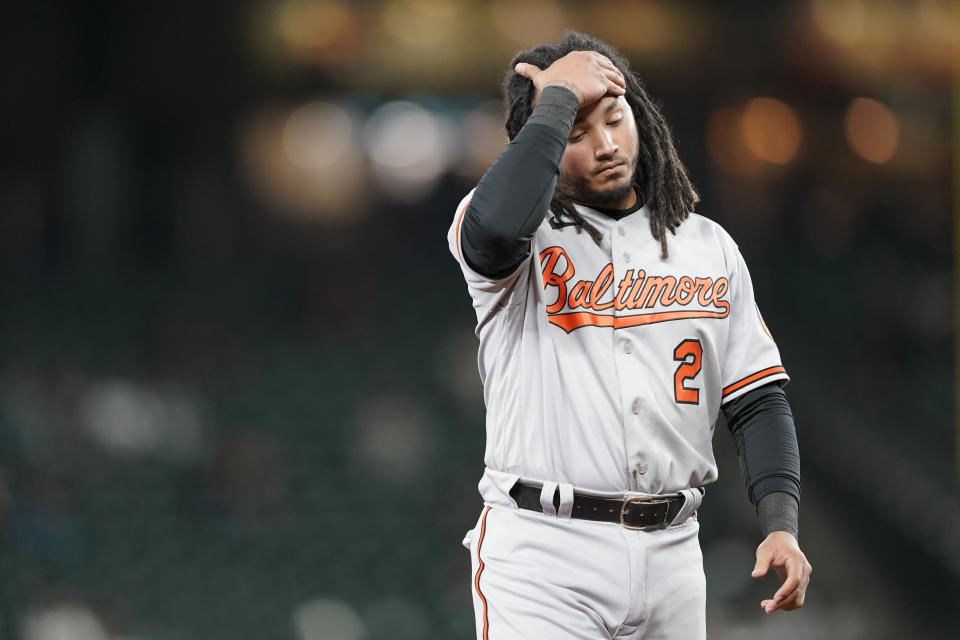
[526,85,579,135]
[757,491,799,540]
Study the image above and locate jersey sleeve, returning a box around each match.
[720,241,790,404]
[447,188,532,315]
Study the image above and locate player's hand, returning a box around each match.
[514,51,626,109]
[752,531,812,614]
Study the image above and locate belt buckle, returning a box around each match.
[619,496,671,531]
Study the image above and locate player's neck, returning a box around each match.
[581,187,644,220]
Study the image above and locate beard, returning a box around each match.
[556,150,641,210]
[558,175,636,208]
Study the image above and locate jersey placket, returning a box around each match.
[609,219,652,492]
[618,210,673,493]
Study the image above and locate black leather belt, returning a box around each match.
[509,481,696,530]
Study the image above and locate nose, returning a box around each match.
[595,130,618,159]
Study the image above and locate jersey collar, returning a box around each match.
[570,201,657,255]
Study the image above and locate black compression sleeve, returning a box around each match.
[757,491,799,540]
[722,382,801,535]
[460,86,579,278]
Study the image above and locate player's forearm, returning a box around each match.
[460,86,579,278]
[756,491,799,539]
[722,382,801,535]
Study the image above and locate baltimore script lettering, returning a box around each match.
[539,246,731,333]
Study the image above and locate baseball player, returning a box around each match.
[447,31,811,639]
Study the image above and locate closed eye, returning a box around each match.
[607,118,623,126]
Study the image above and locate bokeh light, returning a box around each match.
[21,604,111,640]
[79,380,205,464]
[590,0,676,54]
[364,101,451,200]
[844,97,900,164]
[240,105,366,219]
[457,100,507,179]
[917,0,960,47]
[811,0,866,45]
[740,97,803,165]
[353,393,432,482]
[489,0,565,45]
[706,107,761,176]
[382,0,460,49]
[274,0,358,62]
[293,598,367,640]
[282,102,355,170]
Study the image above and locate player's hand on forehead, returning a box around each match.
[515,50,626,109]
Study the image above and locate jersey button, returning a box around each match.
[623,252,631,262]
[631,399,640,414]
[617,227,626,236]
[638,463,648,475]
[623,341,633,354]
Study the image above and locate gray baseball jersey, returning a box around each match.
[448,188,789,496]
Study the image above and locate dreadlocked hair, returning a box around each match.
[502,30,699,260]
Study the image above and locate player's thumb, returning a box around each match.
[752,548,773,578]
[514,62,542,79]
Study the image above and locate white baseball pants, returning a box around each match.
[464,504,706,640]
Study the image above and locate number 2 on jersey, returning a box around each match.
[673,339,702,405]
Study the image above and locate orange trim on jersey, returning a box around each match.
[474,506,492,640]
[454,196,473,261]
[547,309,730,333]
[722,366,787,397]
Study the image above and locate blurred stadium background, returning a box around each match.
[0,0,956,638]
